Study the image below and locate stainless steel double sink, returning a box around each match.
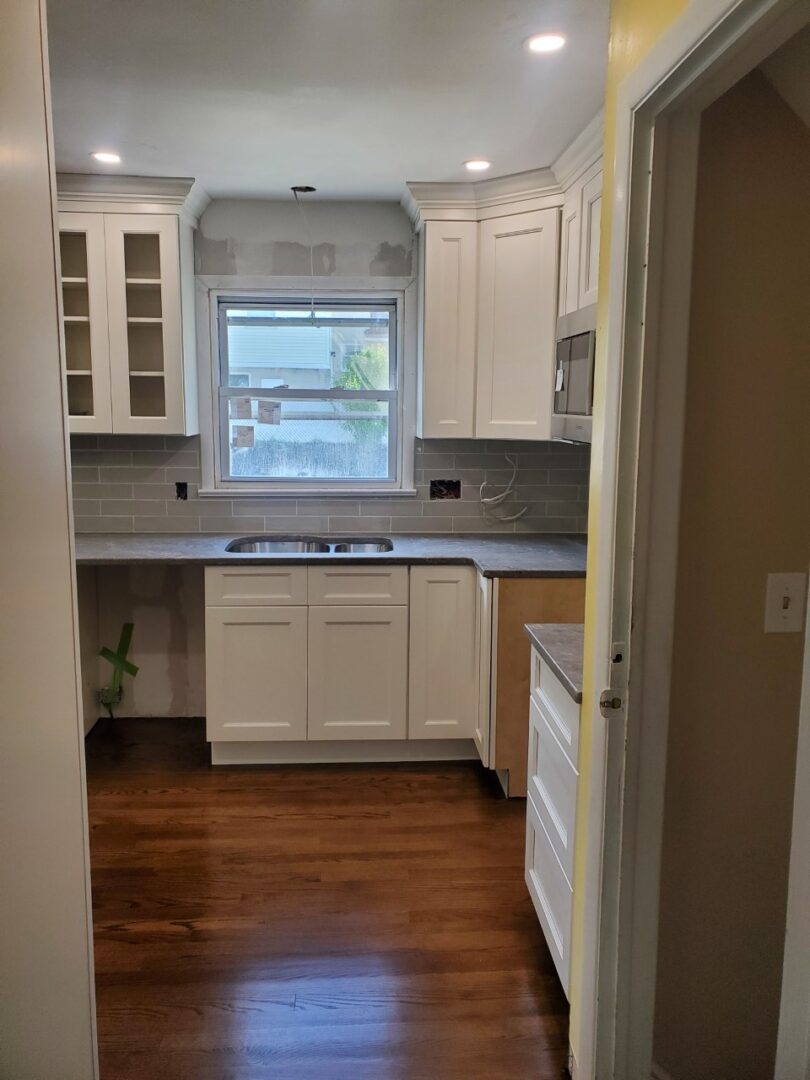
[226,535,394,554]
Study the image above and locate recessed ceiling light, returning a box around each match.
[464,159,492,172]
[91,151,121,164]
[527,33,566,53]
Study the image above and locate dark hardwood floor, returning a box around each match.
[86,718,568,1079]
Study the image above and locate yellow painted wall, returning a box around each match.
[568,0,691,1065]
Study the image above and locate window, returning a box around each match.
[214,297,405,491]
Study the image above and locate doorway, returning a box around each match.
[592,4,810,1078]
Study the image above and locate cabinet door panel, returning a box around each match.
[409,567,476,739]
[308,606,407,740]
[528,696,578,885]
[308,566,408,606]
[205,566,308,606]
[205,606,307,741]
[578,172,602,309]
[558,190,581,317]
[420,221,478,437]
[104,214,186,434]
[475,209,559,439]
[474,573,493,765]
[525,794,572,997]
[59,212,112,433]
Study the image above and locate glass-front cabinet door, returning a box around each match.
[58,212,112,432]
[104,214,185,434]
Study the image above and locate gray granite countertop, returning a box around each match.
[74,532,587,579]
[524,623,585,702]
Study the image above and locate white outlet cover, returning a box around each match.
[764,572,808,634]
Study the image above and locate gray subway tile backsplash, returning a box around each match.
[70,435,589,535]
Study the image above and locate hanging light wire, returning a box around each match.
[291,186,316,320]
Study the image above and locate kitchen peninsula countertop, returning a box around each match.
[75,532,587,579]
[524,622,585,701]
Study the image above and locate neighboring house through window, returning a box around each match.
[211,296,408,492]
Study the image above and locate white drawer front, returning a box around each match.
[532,656,580,767]
[308,566,408,606]
[206,566,308,606]
[525,794,573,998]
[528,697,578,885]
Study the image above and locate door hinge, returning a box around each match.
[599,690,623,717]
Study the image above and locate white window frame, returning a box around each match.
[196,282,417,496]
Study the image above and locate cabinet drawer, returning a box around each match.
[528,697,578,885]
[205,566,308,606]
[525,794,573,997]
[532,653,580,767]
[308,566,408,606]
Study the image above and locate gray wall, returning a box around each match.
[71,434,590,534]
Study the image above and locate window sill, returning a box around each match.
[197,487,418,499]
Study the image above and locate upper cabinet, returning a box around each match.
[475,209,559,439]
[419,220,479,438]
[407,133,602,441]
[57,176,206,435]
[557,160,603,317]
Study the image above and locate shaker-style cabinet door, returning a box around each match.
[59,212,112,433]
[475,208,559,439]
[104,213,187,434]
[558,187,582,317]
[578,170,602,309]
[205,605,308,742]
[307,606,408,740]
[408,566,477,739]
[419,220,479,438]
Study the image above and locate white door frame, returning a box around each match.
[585,1,810,1077]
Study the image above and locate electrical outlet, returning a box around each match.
[429,478,461,500]
[764,572,807,633]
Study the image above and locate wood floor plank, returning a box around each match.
[86,718,568,1079]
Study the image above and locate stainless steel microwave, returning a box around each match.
[551,304,597,444]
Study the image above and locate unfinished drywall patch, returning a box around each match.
[196,198,415,279]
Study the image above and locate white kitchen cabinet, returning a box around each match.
[555,162,602,316]
[578,171,602,309]
[308,606,408,740]
[308,566,408,606]
[57,177,201,435]
[205,565,308,606]
[104,214,195,434]
[59,214,112,433]
[408,566,477,739]
[475,208,559,439]
[205,605,308,742]
[558,188,582,318]
[525,643,583,998]
[525,792,573,996]
[418,221,478,438]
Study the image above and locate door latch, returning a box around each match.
[599,690,623,717]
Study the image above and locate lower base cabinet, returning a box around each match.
[408,566,477,739]
[308,605,408,740]
[205,605,308,741]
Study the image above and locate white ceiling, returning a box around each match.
[47,0,609,200]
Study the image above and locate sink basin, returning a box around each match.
[332,538,394,553]
[226,536,330,553]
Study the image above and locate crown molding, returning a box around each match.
[402,166,562,228]
[56,173,210,224]
[551,111,605,189]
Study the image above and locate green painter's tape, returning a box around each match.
[99,646,139,679]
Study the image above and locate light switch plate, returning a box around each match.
[764,572,807,633]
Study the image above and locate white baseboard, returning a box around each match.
[210,737,479,766]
